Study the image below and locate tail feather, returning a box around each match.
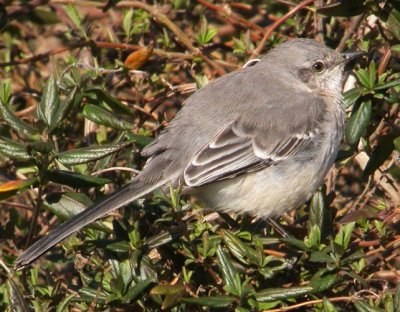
[15,178,165,269]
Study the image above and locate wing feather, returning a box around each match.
[184,120,321,188]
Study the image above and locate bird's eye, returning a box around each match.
[312,61,325,73]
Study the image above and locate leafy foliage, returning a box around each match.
[0,1,399,311]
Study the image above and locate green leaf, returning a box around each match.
[125,132,153,148]
[281,237,308,250]
[221,229,259,265]
[64,4,82,28]
[309,191,325,239]
[354,300,384,312]
[32,8,60,24]
[43,192,111,232]
[392,44,400,53]
[393,137,400,152]
[86,88,134,117]
[195,17,218,45]
[47,170,111,188]
[105,241,131,253]
[150,283,186,309]
[387,8,400,40]
[44,192,93,220]
[50,86,81,133]
[342,249,366,264]
[0,101,37,135]
[83,104,133,130]
[28,141,54,154]
[323,297,339,312]
[108,257,136,291]
[334,222,355,253]
[150,283,184,295]
[0,178,37,193]
[122,279,153,303]
[306,225,321,248]
[373,79,400,91]
[196,28,218,44]
[368,62,377,89]
[216,244,241,296]
[123,9,134,39]
[0,79,11,104]
[344,87,363,108]
[255,286,313,302]
[310,273,337,293]
[145,231,175,248]
[79,287,107,304]
[394,284,400,311]
[182,296,236,307]
[37,75,61,129]
[364,134,395,177]
[7,278,30,312]
[317,0,366,17]
[56,293,77,312]
[345,100,372,146]
[56,142,132,165]
[309,250,335,264]
[356,68,373,90]
[0,136,32,161]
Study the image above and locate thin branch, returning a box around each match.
[25,186,43,248]
[0,202,33,211]
[314,0,324,42]
[252,0,314,57]
[336,14,364,52]
[49,0,197,52]
[0,46,71,67]
[265,296,355,312]
[354,152,400,206]
[117,1,198,54]
[377,48,392,76]
[0,41,194,68]
[196,0,264,33]
[49,0,226,73]
[7,0,49,20]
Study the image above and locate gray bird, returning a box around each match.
[16,38,359,268]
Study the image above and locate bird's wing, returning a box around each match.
[184,109,323,187]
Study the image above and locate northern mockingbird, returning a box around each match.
[16,38,361,268]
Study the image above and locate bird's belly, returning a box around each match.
[195,153,334,218]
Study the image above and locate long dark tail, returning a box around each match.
[15,178,166,269]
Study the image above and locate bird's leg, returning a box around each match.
[266,217,293,238]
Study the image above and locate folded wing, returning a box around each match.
[184,116,321,187]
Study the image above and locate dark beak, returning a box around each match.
[341,51,366,70]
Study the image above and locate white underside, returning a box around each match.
[194,134,339,218]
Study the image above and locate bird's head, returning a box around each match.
[260,39,363,97]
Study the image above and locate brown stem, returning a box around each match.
[196,0,264,33]
[377,48,392,76]
[8,0,49,20]
[0,46,71,67]
[25,186,43,248]
[0,202,33,211]
[94,41,194,59]
[265,296,356,312]
[117,1,198,54]
[314,0,324,42]
[116,2,226,74]
[49,1,226,74]
[252,0,314,57]
[0,41,194,68]
[336,14,364,53]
